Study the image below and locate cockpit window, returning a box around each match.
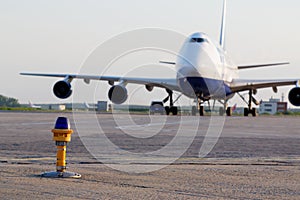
[190,38,207,43]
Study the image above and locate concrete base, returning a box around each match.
[41,171,81,178]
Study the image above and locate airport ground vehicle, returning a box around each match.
[149,101,165,115]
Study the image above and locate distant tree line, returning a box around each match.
[0,95,20,107]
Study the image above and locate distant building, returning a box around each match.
[277,102,288,113]
[289,108,300,113]
[97,101,108,112]
[65,103,87,110]
[111,104,149,112]
[259,98,287,115]
[49,104,66,111]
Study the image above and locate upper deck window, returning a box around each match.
[190,38,207,43]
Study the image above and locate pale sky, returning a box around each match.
[1,0,300,107]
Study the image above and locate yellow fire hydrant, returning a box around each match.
[41,117,81,178]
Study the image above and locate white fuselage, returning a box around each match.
[175,32,238,100]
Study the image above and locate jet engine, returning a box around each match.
[108,85,128,104]
[288,87,300,106]
[53,80,72,99]
[145,84,154,92]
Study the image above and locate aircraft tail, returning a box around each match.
[232,103,237,112]
[84,102,90,109]
[219,0,227,50]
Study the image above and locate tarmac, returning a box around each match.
[0,112,300,199]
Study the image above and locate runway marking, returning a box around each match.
[20,122,54,126]
[0,122,54,127]
[115,119,199,130]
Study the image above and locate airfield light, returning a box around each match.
[41,117,81,178]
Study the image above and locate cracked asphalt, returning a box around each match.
[0,112,300,199]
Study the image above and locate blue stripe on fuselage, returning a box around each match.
[178,77,232,99]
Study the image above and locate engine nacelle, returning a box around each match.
[288,87,300,106]
[145,84,154,92]
[108,85,128,104]
[53,80,72,99]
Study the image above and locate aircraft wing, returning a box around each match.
[237,62,289,70]
[230,78,299,92]
[20,72,181,92]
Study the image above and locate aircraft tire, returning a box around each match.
[165,106,170,115]
[171,106,178,115]
[244,108,249,117]
[200,106,204,116]
[226,107,232,116]
[251,108,257,117]
[192,106,197,116]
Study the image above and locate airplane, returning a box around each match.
[84,102,97,110]
[20,0,300,117]
[28,100,42,109]
[231,103,237,112]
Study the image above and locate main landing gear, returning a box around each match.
[218,100,232,116]
[193,98,232,116]
[191,105,206,116]
[237,90,259,117]
[163,89,178,115]
[191,96,207,116]
[219,100,232,117]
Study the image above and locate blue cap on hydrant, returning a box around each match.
[54,117,70,129]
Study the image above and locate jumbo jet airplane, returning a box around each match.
[28,100,42,109]
[21,0,300,117]
[84,102,97,110]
